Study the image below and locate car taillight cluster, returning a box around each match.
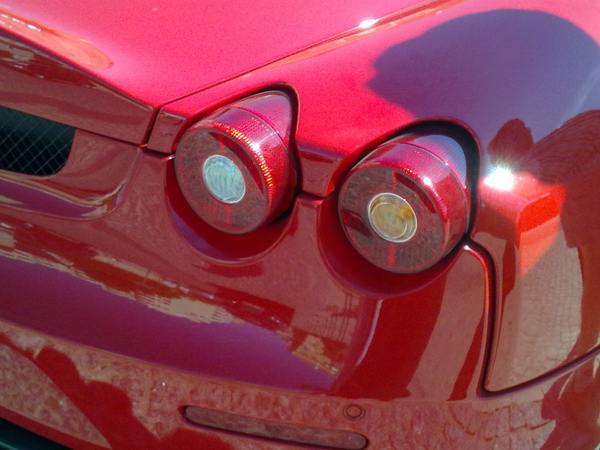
[175,91,296,233]
[338,135,470,273]
[175,92,471,272]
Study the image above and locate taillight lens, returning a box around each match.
[339,135,470,273]
[175,92,296,233]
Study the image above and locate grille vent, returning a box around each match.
[0,106,75,176]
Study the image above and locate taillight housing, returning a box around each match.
[339,134,470,273]
[175,92,296,233]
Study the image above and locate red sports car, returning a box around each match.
[1,0,600,448]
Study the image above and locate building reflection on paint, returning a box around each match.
[480,111,600,392]
[0,217,354,376]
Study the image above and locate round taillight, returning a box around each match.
[339,135,470,273]
[175,92,296,233]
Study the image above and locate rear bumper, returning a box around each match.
[1,316,600,449]
[0,134,597,449]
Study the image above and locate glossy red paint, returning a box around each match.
[1,0,600,448]
[0,133,488,394]
[2,316,600,450]
[0,132,490,447]
[0,31,153,144]
[479,112,600,391]
[147,0,600,388]
[145,0,600,392]
[0,0,448,107]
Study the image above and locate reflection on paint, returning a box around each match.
[266,0,470,68]
[484,110,600,390]
[0,344,110,448]
[0,8,113,70]
[358,19,378,29]
[484,167,515,191]
[0,217,352,376]
[2,317,597,449]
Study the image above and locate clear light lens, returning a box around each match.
[202,154,246,204]
[368,192,417,242]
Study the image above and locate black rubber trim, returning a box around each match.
[0,418,70,450]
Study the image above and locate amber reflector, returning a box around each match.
[339,135,470,273]
[175,92,296,233]
[185,406,367,450]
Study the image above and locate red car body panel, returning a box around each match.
[149,0,600,389]
[0,30,153,144]
[0,133,488,393]
[1,0,437,106]
[1,315,599,450]
[1,0,600,448]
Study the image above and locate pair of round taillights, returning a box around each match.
[175,92,470,273]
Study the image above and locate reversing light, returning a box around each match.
[368,192,418,242]
[175,92,296,233]
[339,135,470,273]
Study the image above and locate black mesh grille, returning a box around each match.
[0,106,75,176]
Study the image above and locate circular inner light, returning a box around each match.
[202,154,246,204]
[368,192,417,242]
